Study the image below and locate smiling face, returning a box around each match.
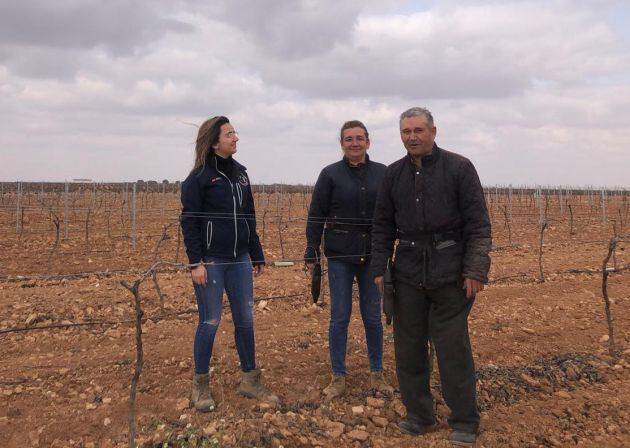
[400,114,437,158]
[341,126,370,165]
[212,123,239,158]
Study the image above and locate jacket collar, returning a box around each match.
[209,153,247,171]
[407,143,440,167]
[343,153,370,168]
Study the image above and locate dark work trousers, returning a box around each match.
[393,280,479,433]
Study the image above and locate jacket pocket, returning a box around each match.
[324,229,365,260]
[428,240,464,281]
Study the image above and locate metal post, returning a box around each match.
[559,188,563,218]
[64,180,69,239]
[132,182,137,250]
[16,181,21,234]
[601,188,606,224]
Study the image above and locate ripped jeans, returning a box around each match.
[192,253,256,374]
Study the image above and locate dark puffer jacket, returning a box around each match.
[305,155,386,264]
[180,155,264,266]
[370,145,491,288]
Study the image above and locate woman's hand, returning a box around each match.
[253,264,265,277]
[191,264,207,286]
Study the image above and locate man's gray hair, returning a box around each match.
[400,107,435,128]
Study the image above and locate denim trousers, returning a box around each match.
[192,253,256,374]
[393,280,479,433]
[327,259,383,376]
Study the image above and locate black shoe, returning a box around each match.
[448,430,477,446]
[398,418,436,436]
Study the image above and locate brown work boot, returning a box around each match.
[323,375,346,400]
[191,373,215,412]
[239,369,279,407]
[370,371,394,395]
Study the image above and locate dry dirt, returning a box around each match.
[1,189,629,447]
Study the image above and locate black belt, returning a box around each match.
[398,229,462,247]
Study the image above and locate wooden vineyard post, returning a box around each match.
[538,220,547,282]
[15,181,21,234]
[500,205,512,245]
[64,181,69,240]
[132,183,137,250]
[601,238,618,360]
[278,213,285,259]
[120,279,145,448]
[601,189,607,224]
[85,208,92,254]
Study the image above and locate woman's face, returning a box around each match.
[212,123,239,158]
[341,126,370,164]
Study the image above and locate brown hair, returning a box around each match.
[339,120,369,143]
[193,116,230,172]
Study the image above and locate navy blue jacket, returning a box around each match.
[305,155,386,264]
[180,155,264,266]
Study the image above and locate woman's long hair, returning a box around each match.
[193,116,230,172]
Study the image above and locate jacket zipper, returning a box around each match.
[214,158,238,258]
[245,219,250,243]
[206,220,213,249]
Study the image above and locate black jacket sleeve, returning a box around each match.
[180,171,204,265]
[304,169,332,262]
[458,160,492,283]
[245,178,265,266]
[370,167,397,277]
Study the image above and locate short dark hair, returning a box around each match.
[339,120,369,143]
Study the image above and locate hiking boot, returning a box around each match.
[370,371,394,395]
[239,369,279,407]
[323,375,346,400]
[448,430,477,446]
[398,417,437,436]
[191,373,215,412]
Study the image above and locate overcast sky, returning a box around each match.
[1,0,629,187]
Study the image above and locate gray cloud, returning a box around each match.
[0,1,192,54]
[0,1,629,186]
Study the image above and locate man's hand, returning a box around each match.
[463,277,484,299]
[254,264,265,277]
[191,264,207,287]
[374,275,384,296]
[305,262,315,275]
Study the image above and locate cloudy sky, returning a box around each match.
[1,0,629,187]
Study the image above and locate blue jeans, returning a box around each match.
[192,253,256,374]
[327,259,384,376]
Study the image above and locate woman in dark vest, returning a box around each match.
[305,120,394,399]
[181,116,278,411]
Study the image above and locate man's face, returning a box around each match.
[400,115,436,158]
[341,127,370,162]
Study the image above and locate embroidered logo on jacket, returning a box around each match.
[238,173,249,186]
